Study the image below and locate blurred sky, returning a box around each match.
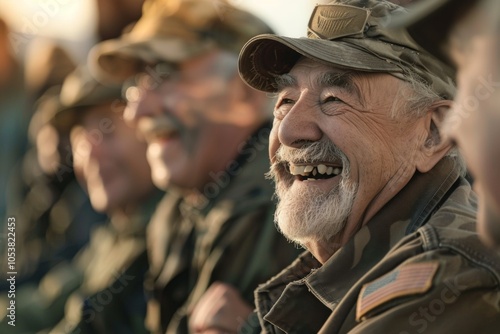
[0,0,95,61]
[0,0,322,63]
[233,0,316,36]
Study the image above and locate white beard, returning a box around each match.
[268,139,358,246]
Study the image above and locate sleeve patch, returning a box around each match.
[356,261,439,321]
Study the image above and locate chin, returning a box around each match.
[89,196,110,213]
[150,166,172,190]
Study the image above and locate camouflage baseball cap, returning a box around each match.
[29,66,123,137]
[389,0,480,65]
[89,0,273,84]
[238,0,456,99]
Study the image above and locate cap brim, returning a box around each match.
[239,34,403,93]
[89,37,215,84]
[88,39,152,85]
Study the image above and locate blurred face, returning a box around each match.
[36,124,62,175]
[268,58,426,258]
[123,51,241,190]
[71,102,154,213]
[445,0,500,248]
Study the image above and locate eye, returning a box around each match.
[323,95,343,103]
[320,95,348,116]
[279,98,295,106]
[274,98,295,119]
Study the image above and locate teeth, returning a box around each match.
[289,163,343,177]
[290,165,304,175]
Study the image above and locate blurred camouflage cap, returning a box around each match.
[89,0,273,84]
[389,0,480,65]
[30,66,123,137]
[238,0,456,99]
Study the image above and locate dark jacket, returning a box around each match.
[144,123,301,334]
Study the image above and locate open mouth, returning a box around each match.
[288,163,342,181]
[148,129,179,142]
[138,117,180,143]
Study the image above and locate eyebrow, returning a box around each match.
[275,71,362,101]
[274,73,297,92]
[318,71,362,100]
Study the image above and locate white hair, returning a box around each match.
[395,71,467,176]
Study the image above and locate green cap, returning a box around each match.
[89,0,273,84]
[29,66,123,138]
[389,0,479,65]
[238,0,456,99]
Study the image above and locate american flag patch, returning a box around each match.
[356,261,439,321]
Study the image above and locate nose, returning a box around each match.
[72,129,106,172]
[123,88,164,126]
[86,130,108,161]
[277,94,323,148]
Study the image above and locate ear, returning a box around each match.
[415,100,455,173]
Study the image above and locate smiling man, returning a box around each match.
[89,1,300,333]
[238,0,500,332]
[0,66,164,334]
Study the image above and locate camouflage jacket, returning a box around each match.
[46,189,164,334]
[144,122,301,334]
[254,157,500,333]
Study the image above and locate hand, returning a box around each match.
[189,282,253,334]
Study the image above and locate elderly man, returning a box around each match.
[237,0,500,332]
[52,67,163,334]
[89,1,299,333]
[0,66,164,334]
[392,0,500,249]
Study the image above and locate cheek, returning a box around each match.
[328,120,410,183]
[124,145,150,175]
[71,140,91,172]
[455,65,477,100]
[269,124,280,163]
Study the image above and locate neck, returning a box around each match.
[305,228,355,264]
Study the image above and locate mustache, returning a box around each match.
[273,138,350,170]
[267,138,350,185]
[137,114,183,141]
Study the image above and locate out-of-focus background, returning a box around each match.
[0,0,318,62]
[0,0,327,227]
[0,1,326,331]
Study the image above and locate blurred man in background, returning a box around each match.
[90,0,300,333]
[0,43,107,288]
[0,66,163,333]
[393,0,500,249]
[51,66,163,334]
